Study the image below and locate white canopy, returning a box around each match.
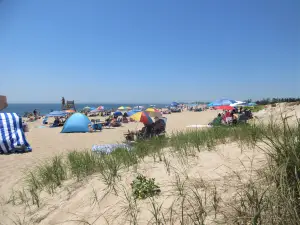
[230,100,246,107]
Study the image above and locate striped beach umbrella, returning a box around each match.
[130,111,153,125]
[145,108,162,118]
[127,110,141,116]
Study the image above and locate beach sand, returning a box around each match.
[0,105,299,224]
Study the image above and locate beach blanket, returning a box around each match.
[92,143,131,154]
[0,113,32,154]
[186,125,212,128]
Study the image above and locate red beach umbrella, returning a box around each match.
[215,105,234,110]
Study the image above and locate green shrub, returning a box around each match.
[131,174,161,199]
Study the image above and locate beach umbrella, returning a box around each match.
[97,106,104,111]
[171,102,179,107]
[230,101,245,107]
[118,106,132,111]
[113,111,123,117]
[90,109,101,113]
[209,98,237,106]
[145,108,162,118]
[127,110,141,116]
[47,111,67,117]
[82,106,91,112]
[130,111,153,125]
[215,105,234,110]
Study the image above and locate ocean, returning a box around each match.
[1,103,167,116]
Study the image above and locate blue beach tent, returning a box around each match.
[61,113,91,133]
[0,113,32,154]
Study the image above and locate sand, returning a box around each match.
[0,106,299,224]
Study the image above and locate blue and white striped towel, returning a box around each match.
[0,113,32,154]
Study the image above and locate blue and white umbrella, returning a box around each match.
[208,98,237,107]
[46,111,67,117]
[113,111,123,117]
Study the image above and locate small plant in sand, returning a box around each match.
[131,174,161,200]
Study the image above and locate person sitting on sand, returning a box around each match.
[230,109,238,125]
[224,110,232,124]
[139,123,154,139]
[110,117,121,127]
[209,113,222,126]
[153,116,166,135]
[53,117,60,127]
[122,115,129,123]
[88,124,94,132]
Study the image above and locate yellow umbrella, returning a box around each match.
[118,106,132,111]
[145,108,162,118]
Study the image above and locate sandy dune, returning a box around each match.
[0,106,299,224]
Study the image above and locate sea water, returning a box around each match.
[1,103,167,116]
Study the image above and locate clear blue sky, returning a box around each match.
[0,0,299,103]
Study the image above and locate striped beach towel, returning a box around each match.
[92,143,131,154]
[0,113,32,154]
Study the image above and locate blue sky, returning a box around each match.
[0,0,299,103]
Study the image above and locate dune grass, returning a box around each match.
[8,116,300,224]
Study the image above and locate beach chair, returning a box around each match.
[92,123,103,131]
[237,114,249,124]
[124,130,135,142]
[43,116,49,125]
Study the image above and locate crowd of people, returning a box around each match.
[125,116,166,141]
[209,107,253,126]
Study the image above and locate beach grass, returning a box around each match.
[15,116,300,224]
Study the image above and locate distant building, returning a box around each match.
[0,95,7,111]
